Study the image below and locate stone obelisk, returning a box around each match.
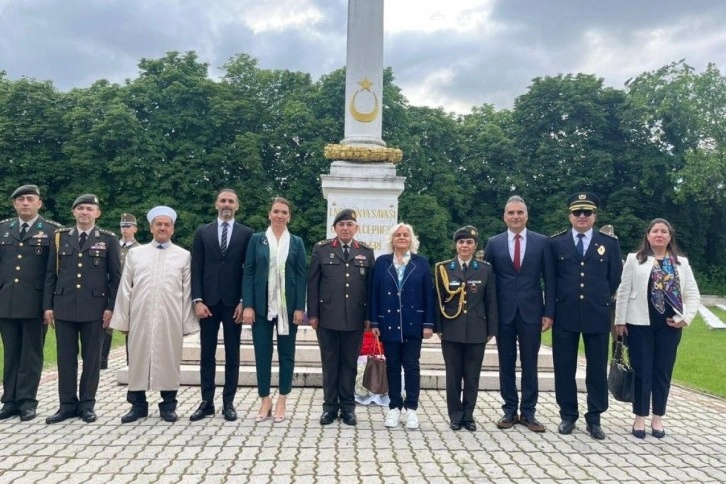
[321,0,405,255]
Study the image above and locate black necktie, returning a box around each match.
[157,244,165,250]
[221,222,229,255]
[577,233,585,257]
[20,223,28,238]
[462,262,468,273]
[343,244,350,260]
[79,232,87,248]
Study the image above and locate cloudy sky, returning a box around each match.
[1,0,725,112]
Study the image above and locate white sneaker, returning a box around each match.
[384,408,401,428]
[404,409,419,429]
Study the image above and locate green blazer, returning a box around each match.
[242,231,307,320]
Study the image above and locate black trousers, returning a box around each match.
[553,329,609,425]
[127,390,177,412]
[316,327,363,413]
[497,311,542,418]
[55,318,104,412]
[441,340,485,424]
[0,317,47,411]
[383,338,422,411]
[627,319,682,417]
[199,303,241,404]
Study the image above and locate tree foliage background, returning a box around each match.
[1,53,724,292]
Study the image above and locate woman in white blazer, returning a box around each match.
[614,218,700,439]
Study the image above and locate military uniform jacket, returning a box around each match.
[434,258,498,343]
[550,229,622,334]
[43,227,122,322]
[307,238,375,331]
[120,239,140,268]
[0,217,60,319]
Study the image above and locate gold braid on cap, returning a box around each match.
[435,263,465,320]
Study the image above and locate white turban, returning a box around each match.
[147,206,177,224]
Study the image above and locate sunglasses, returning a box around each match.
[572,210,593,217]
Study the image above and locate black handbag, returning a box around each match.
[608,336,635,402]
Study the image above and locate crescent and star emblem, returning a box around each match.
[349,77,379,123]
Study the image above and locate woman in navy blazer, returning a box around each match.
[614,218,700,439]
[370,223,435,430]
[242,198,307,423]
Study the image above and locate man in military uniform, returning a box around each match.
[307,209,375,426]
[550,192,622,440]
[43,194,122,424]
[434,226,498,431]
[100,212,139,370]
[0,185,61,422]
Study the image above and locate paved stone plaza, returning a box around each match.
[1,348,725,484]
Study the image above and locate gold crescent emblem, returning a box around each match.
[597,245,605,255]
[578,194,586,200]
[349,78,379,123]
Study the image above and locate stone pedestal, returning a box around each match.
[321,161,405,254]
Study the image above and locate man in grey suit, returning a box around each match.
[307,209,375,426]
[484,196,555,432]
[189,189,253,422]
[0,185,60,422]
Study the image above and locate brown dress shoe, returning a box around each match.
[519,415,546,432]
[496,414,517,429]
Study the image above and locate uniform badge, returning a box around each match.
[329,253,335,259]
[470,284,478,293]
[2,233,8,238]
[360,267,366,276]
[36,248,43,255]
[597,245,605,255]
[33,231,48,238]
[355,255,366,260]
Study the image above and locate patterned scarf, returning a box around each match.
[650,255,683,315]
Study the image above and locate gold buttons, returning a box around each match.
[579,295,584,300]
[580,262,585,266]
[78,253,83,257]
[463,310,468,314]
[77,274,82,278]
[580,283,584,288]
[76,284,81,289]
[78,263,83,268]
[14,278,19,283]
[17,255,22,259]
[19,242,24,247]
[15,266,20,271]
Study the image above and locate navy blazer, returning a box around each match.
[191,220,253,308]
[550,228,622,334]
[369,253,436,342]
[484,230,555,326]
[241,231,307,320]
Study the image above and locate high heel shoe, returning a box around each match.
[255,409,271,423]
[255,397,272,422]
[273,397,287,423]
[631,425,646,439]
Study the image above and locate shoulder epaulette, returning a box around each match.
[475,257,490,265]
[42,219,63,228]
[0,217,13,225]
[435,258,454,267]
[550,230,568,238]
[56,227,73,233]
[599,229,618,240]
[315,238,333,247]
[356,240,371,249]
[98,228,117,237]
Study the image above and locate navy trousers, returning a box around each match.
[383,338,422,410]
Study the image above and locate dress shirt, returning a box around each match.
[508,228,527,266]
[18,216,39,229]
[153,241,171,250]
[217,218,234,245]
[571,228,593,254]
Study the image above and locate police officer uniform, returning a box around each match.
[307,209,375,425]
[434,226,498,431]
[0,185,61,421]
[43,194,122,424]
[550,192,622,439]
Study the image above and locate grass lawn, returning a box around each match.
[0,329,126,382]
[542,311,726,399]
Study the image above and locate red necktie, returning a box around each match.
[513,234,521,272]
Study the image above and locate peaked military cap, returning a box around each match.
[11,184,40,199]
[567,192,599,211]
[119,213,137,226]
[72,194,100,209]
[453,225,478,243]
[333,208,357,226]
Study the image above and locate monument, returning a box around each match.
[321,0,405,254]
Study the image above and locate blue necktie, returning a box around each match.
[221,222,229,255]
[576,233,585,257]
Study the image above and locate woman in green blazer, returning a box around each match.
[242,198,307,423]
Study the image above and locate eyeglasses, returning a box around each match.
[572,210,593,217]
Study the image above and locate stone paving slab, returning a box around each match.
[2,348,726,483]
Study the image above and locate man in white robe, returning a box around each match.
[110,206,199,423]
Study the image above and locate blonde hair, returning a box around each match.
[383,223,420,254]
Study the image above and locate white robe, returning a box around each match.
[110,243,199,391]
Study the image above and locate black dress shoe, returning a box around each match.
[631,425,646,439]
[519,415,546,433]
[80,409,97,423]
[46,409,78,424]
[651,428,666,439]
[463,421,477,432]
[222,403,237,422]
[320,411,338,425]
[19,409,37,422]
[0,407,20,420]
[121,407,148,424]
[449,421,462,431]
[340,411,357,426]
[496,414,517,429]
[160,410,178,422]
[558,420,576,435]
[586,423,606,440]
[189,401,215,421]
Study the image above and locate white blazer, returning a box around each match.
[614,253,700,326]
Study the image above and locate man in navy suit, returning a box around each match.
[190,189,253,422]
[550,192,622,440]
[484,195,555,432]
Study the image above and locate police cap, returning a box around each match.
[333,209,357,226]
[72,194,100,209]
[567,192,599,212]
[454,225,478,243]
[11,184,40,199]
